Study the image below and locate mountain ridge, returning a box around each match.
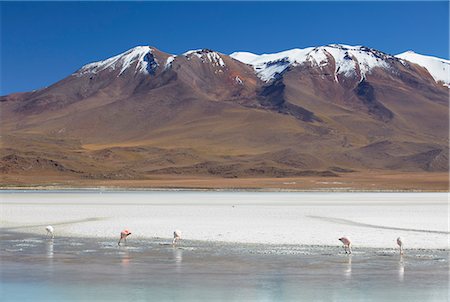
[65,44,449,88]
[1,43,448,188]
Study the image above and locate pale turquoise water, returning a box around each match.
[1,230,448,302]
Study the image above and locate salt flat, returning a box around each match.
[1,191,448,249]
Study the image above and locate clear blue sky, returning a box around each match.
[1,1,448,95]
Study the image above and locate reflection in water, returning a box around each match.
[173,248,183,272]
[45,239,54,260]
[118,247,131,284]
[344,255,352,279]
[398,255,405,282]
[45,239,54,279]
[120,247,131,267]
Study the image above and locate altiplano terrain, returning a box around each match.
[1,44,448,190]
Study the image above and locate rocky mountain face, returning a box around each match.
[1,44,448,182]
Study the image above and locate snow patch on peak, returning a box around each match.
[182,49,204,57]
[230,51,260,63]
[165,55,176,69]
[231,48,313,81]
[183,49,226,67]
[206,52,226,67]
[395,51,450,86]
[403,50,416,54]
[77,46,158,76]
[320,44,391,81]
[231,44,392,82]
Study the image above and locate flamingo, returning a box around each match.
[397,237,404,255]
[45,225,54,239]
[339,237,352,254]
[172,230,182,246]
[118,229,131,246]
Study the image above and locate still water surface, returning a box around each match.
[1,231,448,302]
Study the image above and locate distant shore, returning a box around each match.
[1,171,449,192]
[0,186,447,193]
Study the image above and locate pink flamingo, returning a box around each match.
[339,237,352,254]
[118,229,131,246]
[397,237,404,255]
[172,230,182,246]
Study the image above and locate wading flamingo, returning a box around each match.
[173,230,182,246]
[397,237,404,255]
[339,237,352,254]
[45,225,54,239]
[118,229,132,246]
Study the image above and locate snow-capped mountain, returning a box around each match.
[72,44,448,88]
[77,46,158,76]
[1,44,448,183]
[231,45,394,82]
[76,47,231,77]
[395,51,450,87]
[231,44,449,87]
[182,49,226,67]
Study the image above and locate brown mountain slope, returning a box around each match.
[1,45,448,189]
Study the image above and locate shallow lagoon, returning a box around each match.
[1,191,449,301]
[1,231,448,302]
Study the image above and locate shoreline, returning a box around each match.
[2,229,449,252]
[1,186,447,193]
[2,171,448,192]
